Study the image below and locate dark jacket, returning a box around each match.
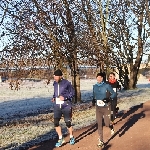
[53,79,75,103]
[106,80,120,90]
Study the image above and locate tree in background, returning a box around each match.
[81,0,112,74]
[109,0,149,89]
[0,0,85,102]
[0,0,150,96]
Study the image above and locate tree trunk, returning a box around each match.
[71,56,81,103]
[129,9,144,89]
[129,58,142,89]
[72,71,81,103]
[62,0,81,103]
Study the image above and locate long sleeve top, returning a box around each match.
[93,82,116,101]
[53,79,75,105]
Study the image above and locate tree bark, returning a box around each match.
[129,7,144,89]
[63,0,81,103]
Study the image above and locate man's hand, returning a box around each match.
[59,96,64,101]
[103,97,111,103]
[51,98,55,102]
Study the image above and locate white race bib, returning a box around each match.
[113,88,116,92]
[97,100,105,106]
[56,97,64,105]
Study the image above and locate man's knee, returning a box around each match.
[54,118,60,127]
[65,121,72,128]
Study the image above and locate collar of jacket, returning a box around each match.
[96,81,104,86]
[54,78,63,84]
[58,78,63,83]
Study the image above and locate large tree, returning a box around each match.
[0,0,149,93]
[0,0,89,102]
[81,0,112,74]
[108,0,150,89]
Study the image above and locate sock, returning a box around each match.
[70,135,73,138]
[59,135,62,139]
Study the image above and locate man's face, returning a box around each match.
[109,74,115,80]
[54,75,62,82]
[97,76,103,83]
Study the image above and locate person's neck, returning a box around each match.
[58,78,63,83]
[97,81,104,86]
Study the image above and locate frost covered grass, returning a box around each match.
[0,107,96,150]
[0,78,150,149]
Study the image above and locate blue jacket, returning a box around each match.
[53,79,75,102]
[93,82,116,100]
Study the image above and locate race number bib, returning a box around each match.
[113,88,116,92]
[56,97,64,105]
[97,100,105,106]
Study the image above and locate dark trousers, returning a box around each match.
[111,97,117,122]
[96,105,111,141]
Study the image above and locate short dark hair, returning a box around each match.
[96,72,105,78]
[109,72,115,76]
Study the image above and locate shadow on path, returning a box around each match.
[75,123,97,143]
[114,103,144,125]
[105,103,145,147]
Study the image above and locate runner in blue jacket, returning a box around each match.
[51,69,75,147]
[92,72,116,148]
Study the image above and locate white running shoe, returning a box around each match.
[97,138,104,148]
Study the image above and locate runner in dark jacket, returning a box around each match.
[51,69,75,147]
[92,72,116,148]
[106,72,120,123]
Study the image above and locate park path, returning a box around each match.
[29,100,150,150]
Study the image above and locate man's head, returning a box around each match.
[109,72,115,80]
[96,72,105,83]
[53,69,63,82]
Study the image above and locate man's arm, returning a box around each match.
[92,85,96,106]
[51,82,56,102]
[60,81,75,100]
[67,82,75,99]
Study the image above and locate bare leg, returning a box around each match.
[68,126,73,136]
[55,126,62,138]
[68,125,75,145]
[55,125,65,147]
